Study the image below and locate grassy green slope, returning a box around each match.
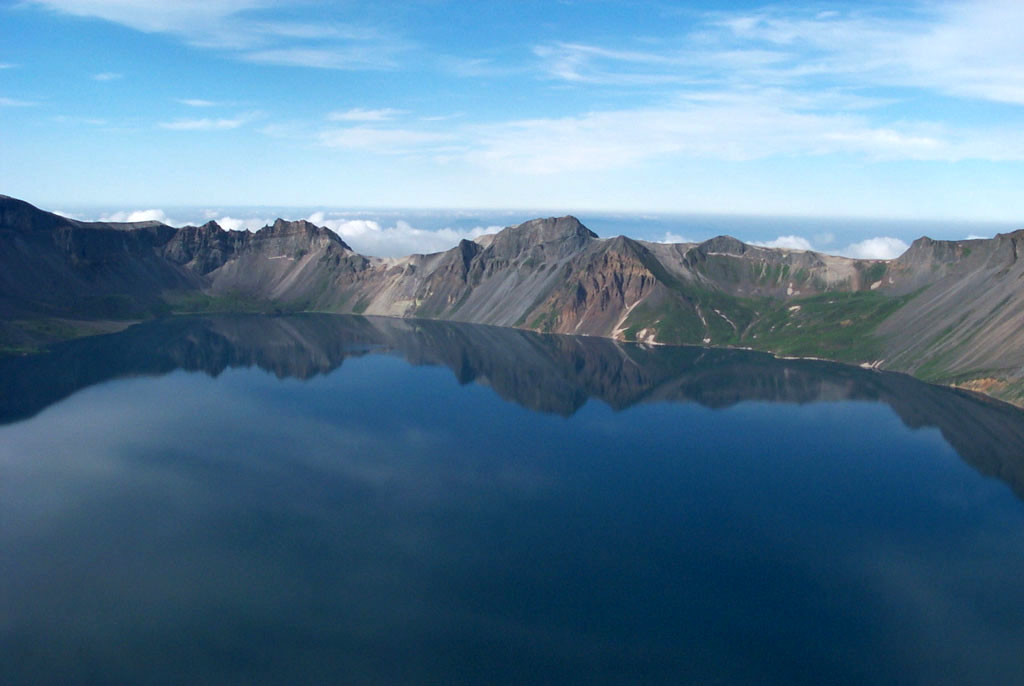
[620,278,917,366]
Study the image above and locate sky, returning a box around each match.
[2,0,1024,258]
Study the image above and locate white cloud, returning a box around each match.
[176,98,217,107]
[158,113,256,130]
[27,1,406,70]
[840,237,909,260]
[713,2,1024,106]
[0,63,15,69]
[92,71,122,81]
[461,98,952,175]
[319,127,453,153]
[307,212,502,257]
[453,90,1024,174]
[533,42,688,86]
[752,235,814,251]
[814,232,836,246]
[420,112,464,122]
[241,46,400,70]
[530,4,1024,110]
[656,232,690,244]
[0,97,36,107]
[26,1,267,34]
[99,209,173,224]
[964,234,991,240]
[327,107,405,122]
[256,121,311,138]
[92,208,274,231]
[213,215,275,231]
[52,114,107,125]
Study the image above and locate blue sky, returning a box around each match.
[2,1,1024,257]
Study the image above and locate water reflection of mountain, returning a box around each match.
[4,313,1024,495]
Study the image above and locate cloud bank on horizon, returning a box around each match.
[3,0,1024,233]
[68,205,916,260]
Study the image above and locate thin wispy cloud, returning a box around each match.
[438,55,523,78]
[176,98,217,107]
[53,114,107,125]
[534,3,1024,107]
[420,112,464,122]
[242,46,402,70]
[0,97,36,107]
[305,86,1024,176]
[92,71,122,81]
[27,1,408,70]
[714,2,1024,106]
[327,107,405,122]
[159,113,257,131]
[0,63,15,69]
[461,104,932,175]
[319,127,454,153]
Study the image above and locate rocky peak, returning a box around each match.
[513,216,598,243]
[898,236,967,267]
[197,220,224,233]
[258,218,352,250]
[265,218,320,235]
[699,235,748,256]
[487,215,597,260]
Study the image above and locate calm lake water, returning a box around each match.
[3,315,1024,684]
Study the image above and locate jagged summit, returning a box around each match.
[510,215,598,241]
[483,215,597,260]
[255,218,353,251]
[266,218,322,234]
[698,235,750,255]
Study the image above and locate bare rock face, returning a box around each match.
[162,222,246,274]
[4,194,1024,404]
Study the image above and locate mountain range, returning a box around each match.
[2,194,1022,404]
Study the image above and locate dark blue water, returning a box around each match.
[2,315,1024,684]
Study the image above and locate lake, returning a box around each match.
[2,314,1024,684]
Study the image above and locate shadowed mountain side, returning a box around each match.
[2,314,1024,497]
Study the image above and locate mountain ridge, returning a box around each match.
[2,194,1022,404]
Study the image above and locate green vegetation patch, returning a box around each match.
[528,308,560,332]
[167,290,295,314]
[743,291,913,363]
[351,295,373,314]
[0,318,138,357]
[622,298,703,344]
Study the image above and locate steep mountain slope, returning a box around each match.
[878,233,1024,392]
[0,196,198,319]
[2,194,1023,403]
